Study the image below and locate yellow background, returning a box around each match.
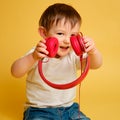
[1,0,120,119]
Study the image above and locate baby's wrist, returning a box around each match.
[32,52,39,62]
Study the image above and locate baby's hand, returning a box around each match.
[83,36,97,55]
[32,39,49,60]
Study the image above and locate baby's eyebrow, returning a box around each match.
[71,32,78,35]
[56,28,65,31]
[55,30,66,34]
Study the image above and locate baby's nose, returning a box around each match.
[63,36,70,43]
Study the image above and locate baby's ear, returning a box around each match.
[38,26,47,38]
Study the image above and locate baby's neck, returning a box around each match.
[55,54,61,58]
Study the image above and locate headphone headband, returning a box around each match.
[38,56,90,89]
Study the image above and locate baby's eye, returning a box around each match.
[57,33,64,35]
[71,34,76,36]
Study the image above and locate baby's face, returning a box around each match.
[47,18,80,58]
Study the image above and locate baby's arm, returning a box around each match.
[83,36,102,69]
[11,39,48,78]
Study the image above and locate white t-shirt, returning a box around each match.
[24,48,86,109]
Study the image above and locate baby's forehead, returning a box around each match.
[52,17,80,28]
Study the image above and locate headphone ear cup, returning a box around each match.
[70,35,85,56]
[45,37,59,57]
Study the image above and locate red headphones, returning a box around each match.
[38,33,90,89]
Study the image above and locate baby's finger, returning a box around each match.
[37,41,47,49]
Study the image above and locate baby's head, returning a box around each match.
[39,3,82,32]
[39,3,82,58]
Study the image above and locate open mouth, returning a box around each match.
[60,46,70,50]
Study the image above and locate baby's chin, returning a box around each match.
[55,51,71,58]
